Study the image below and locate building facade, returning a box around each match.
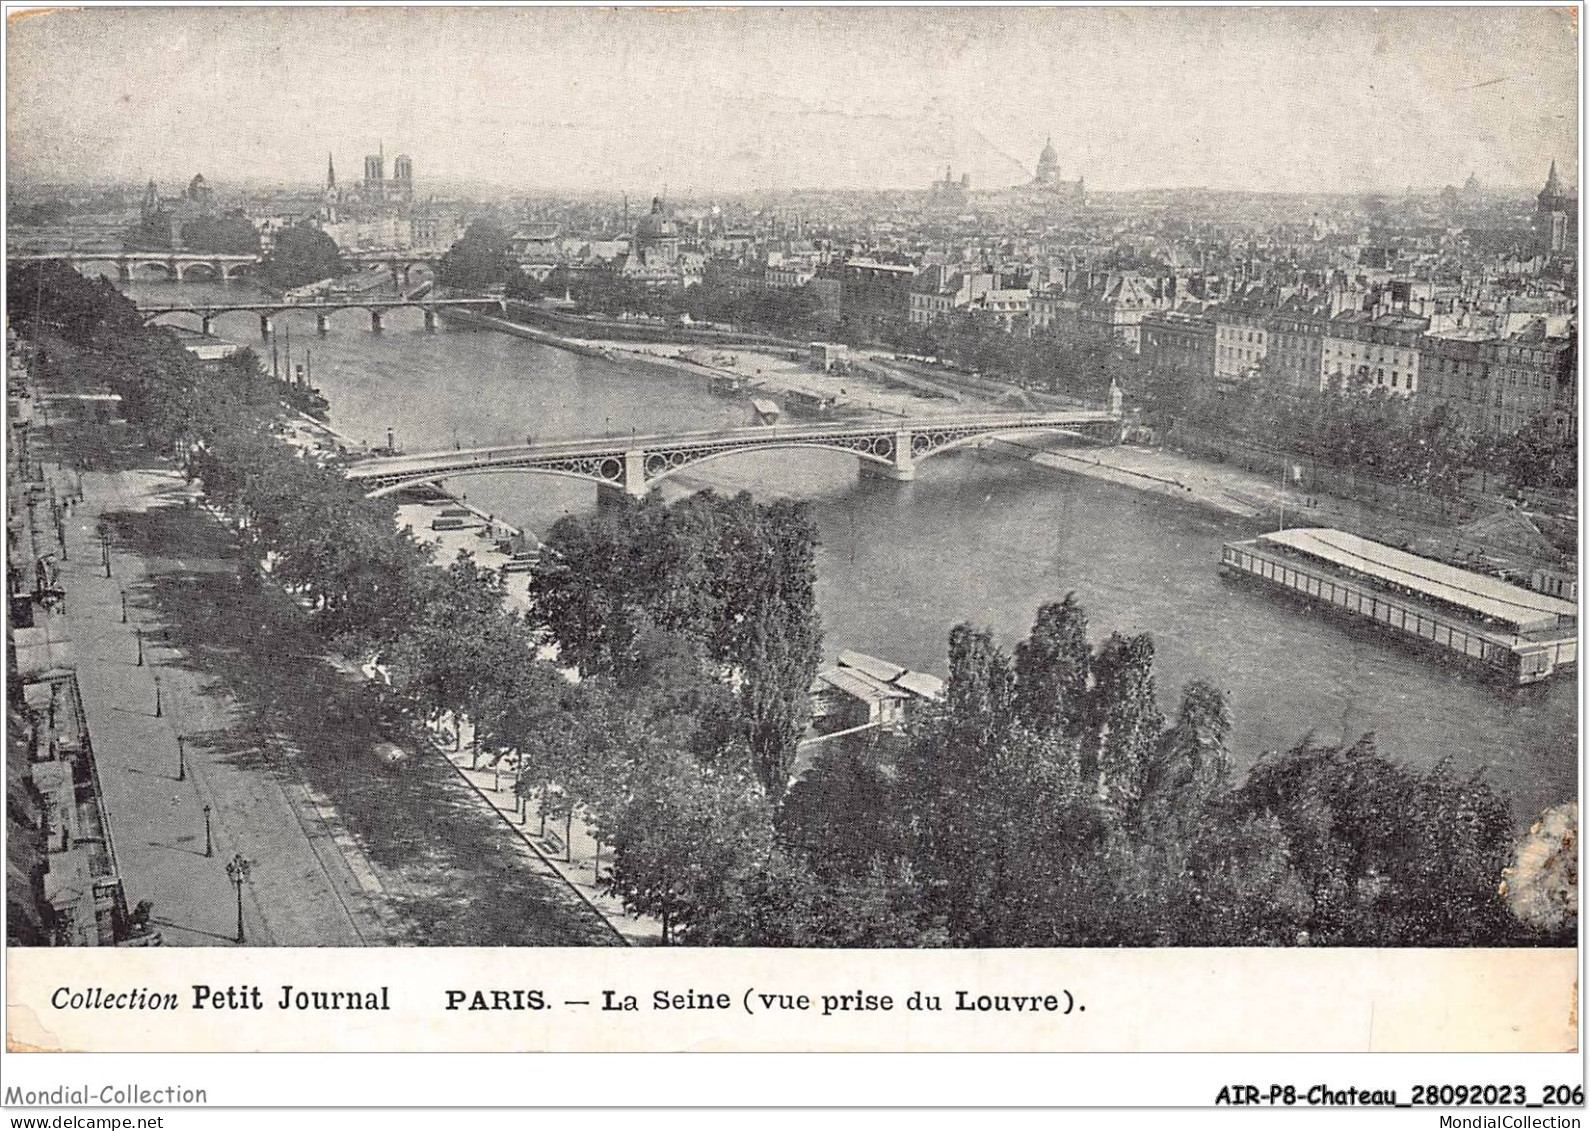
[819,259,918,332]
[1141,310,1216,385]
[1320,312,1426,395]
[909,266,996,325]
[1080,275,1162,354]
[1420,319,1576,437]
[1028,288,1084,341]
[1214,308,1270,383]
[1264,306,1329,395]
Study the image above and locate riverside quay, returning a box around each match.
[1220,528,1578,685]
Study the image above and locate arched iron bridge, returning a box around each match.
[344,410,1123,500]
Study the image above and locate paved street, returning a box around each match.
[45,466,391,944]
[39,458,617,947]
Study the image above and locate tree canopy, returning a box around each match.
[18,260,1570,951]
[180,210,262,256]
[260,223,345,291]
[438,220,516,292]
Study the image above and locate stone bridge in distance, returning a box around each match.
[344,410,1123,501]
[10,247,446,284]
[136,296,505,337]
[10,250,263,282]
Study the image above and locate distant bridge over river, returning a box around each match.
[135,297,505,337]
[10,250,261,281]
[345,410,1122,500]
[11,246,446,285]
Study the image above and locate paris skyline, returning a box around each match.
[6,6,1579,195]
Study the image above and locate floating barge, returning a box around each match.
[1221,527,1577,685]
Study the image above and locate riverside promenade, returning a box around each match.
[392,491,662,945]
[35,455,616,947]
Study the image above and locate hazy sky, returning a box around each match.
[5,5,1579,195]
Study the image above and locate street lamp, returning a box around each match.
[203,804,213,857]
[120,588,127,623]
[136,627,144,666]
[153,673,162,718]
[225,853,251,944]
[176,735,186,782]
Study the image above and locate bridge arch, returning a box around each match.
[641,423,1099,488]
[363,462,632,500]
[143,309,211,331]
[131,260,177,280]
[643,438,899,489]
[906,423,1086,463]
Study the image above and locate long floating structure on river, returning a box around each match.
[1220,527,1577,685]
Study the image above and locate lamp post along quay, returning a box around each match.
[225,854,251,944]
[203,804,212,858]
[153,672,162,718]
[176,734,186,782]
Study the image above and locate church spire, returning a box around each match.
[326,152,336,189]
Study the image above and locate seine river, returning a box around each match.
[124,279,1576,824]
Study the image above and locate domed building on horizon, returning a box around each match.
[1025,136,1085,207]
[633,196,681,267]
[1034,137,1060,186]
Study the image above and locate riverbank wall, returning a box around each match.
[501,300,800,350]
[440,306,919,423]
[440,306,729,382]
[986,437,1269,520]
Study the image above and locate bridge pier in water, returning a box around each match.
[859,428,917,483]
[316,313,330,336]
[423,309,436,334]
[597,449,648,507]
[200,315,214,337]
[370,311,384,334]
[258,314,273,341]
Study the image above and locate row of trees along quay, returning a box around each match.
[9,260,1574,947]
[438,220,1576,508]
